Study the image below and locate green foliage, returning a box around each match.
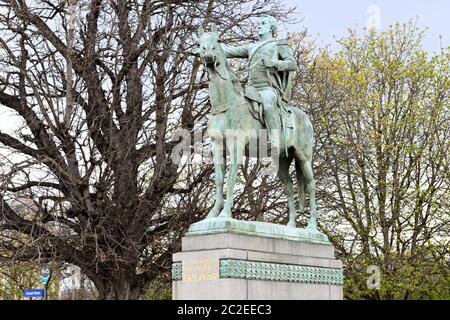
[292,19,449,300]
[0,262,59,300]
[141,279,172,300]
[343,245,449,300]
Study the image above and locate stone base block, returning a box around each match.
[172,224,344,300]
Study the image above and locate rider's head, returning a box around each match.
[258,15,277,38]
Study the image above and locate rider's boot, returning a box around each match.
[265,109,282,174]
[265,109,282,154]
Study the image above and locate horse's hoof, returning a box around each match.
[218,209,232,218]
[206,208,221,219]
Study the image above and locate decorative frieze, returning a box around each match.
[172,262,182,281]
[172,259,343,285]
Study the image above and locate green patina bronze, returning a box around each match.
[191,16,323,239]
[186,217,330,244]
[172,262,182,281]
[172,260,343,285]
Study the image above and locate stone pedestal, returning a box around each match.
[172,218,344,300]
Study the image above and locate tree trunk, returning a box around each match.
[93,272,145,300]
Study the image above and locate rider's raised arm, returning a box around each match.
[220,43,249,58]
[276,39,297,72]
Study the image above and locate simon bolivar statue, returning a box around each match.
[220,15,297,151]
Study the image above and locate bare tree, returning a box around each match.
[0,0,294,299]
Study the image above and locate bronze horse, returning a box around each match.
[196,26,318,229]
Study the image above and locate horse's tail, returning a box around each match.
[294,157,306,212]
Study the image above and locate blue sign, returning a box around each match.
[24,289,44,298]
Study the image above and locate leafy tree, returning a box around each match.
[0,262,59,300]
[293,20,449,299]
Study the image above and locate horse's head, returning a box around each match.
[194,24,245,116]
[196,24,222,66]
[195,23,238,83]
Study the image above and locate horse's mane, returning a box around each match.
[202,32,244,94]
[225,60,240,84]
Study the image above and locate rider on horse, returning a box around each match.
[220,15,297,154]
[194,20,319,229]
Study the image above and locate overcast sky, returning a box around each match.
[281,0,449,53]
[1,1,449,133]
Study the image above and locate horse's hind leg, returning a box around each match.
[301,159,318,230]
[219,140,244,218]
[207,139,225,219]
[278,156,297,227]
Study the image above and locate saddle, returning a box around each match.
[244,85,294,130]
[244,85,264,124]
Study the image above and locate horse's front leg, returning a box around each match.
[219,140,244,218]
[278,156,297,227]
[206,139,225,219]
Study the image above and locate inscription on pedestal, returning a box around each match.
[173,233,344,300]
[183,258,219,282]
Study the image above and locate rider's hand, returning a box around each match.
[263,58,279,69]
